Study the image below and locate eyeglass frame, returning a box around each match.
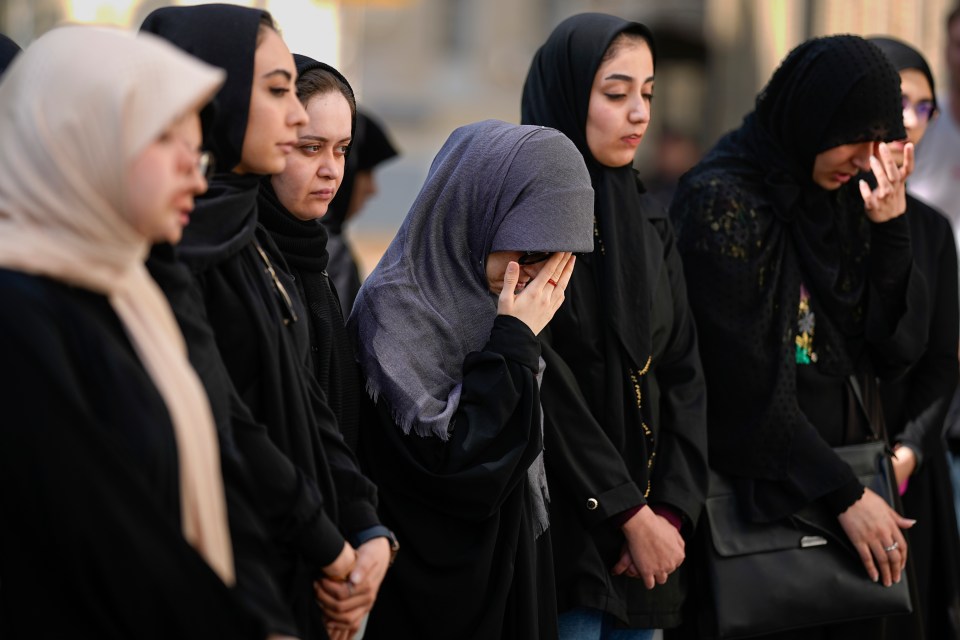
[901,96,936,122]
[517,251,552,266]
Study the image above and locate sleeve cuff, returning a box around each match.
[823,477,866,516]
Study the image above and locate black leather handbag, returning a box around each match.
[701,377,913,638]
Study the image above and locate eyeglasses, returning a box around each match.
[255,241,299,326]
[517,251,552,266]
[902,96,935,122]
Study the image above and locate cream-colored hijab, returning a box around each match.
[0,26,235,584]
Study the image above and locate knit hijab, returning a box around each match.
[349,120,594,439]
[0,26,234,584]
[738,35,906,360]
[521,13,657,372]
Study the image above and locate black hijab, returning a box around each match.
[259,55,357,273]
[258,55,363,448]
[141,4,262,173]
[869,36,937,112]
[141,4,268,265]
[521,13,656,372]
[0,33,21,76]
[325,110,399,234]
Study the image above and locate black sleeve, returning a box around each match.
[646,219,709,529]
[303,370,382,537]
[0,287,263,639]
[160,256,347,572]
[377,314,546,521]
[892,216,960,462]
[866,215,930,379]
[539,333,647,526]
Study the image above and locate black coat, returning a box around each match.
[880,195,960,639]
[0,270,263,639]
[361,316,558,640]
[539,198,708,629]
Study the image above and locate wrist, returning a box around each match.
[350,525,400,566]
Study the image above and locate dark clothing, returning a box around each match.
[258,181,363,450]
[0,33,20,76]
[0,270,263,639]
[521,13,708,628]
[174,180,379,638]
[672,36,927,640]
[675,125,927,523]
[326,233,363,317]
[880,195,960,639]
[539,196,708,629]
[362,315,558,640]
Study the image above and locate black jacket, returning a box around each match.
[539,198,708,629]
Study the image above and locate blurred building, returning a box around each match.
[1,0,955,272]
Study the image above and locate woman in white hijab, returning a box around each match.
[0,26,271,638]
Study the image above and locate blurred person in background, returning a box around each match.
[870,35,960,639]
[323,109,399,317]
[0,33,20,74]
[909,3,960,550]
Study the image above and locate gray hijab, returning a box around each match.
[348,119,594,439]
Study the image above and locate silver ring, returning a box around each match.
[884,541,899,553]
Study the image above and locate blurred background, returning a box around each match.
[1,0,955,273]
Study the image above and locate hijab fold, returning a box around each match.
[0,26,234,584]
[348,120,594,439]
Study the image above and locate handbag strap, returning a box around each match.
[847,373,891,446]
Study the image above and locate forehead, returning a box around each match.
[899,68,933,97]
[302,91,352,135]
[594,39,654,81]
[254,28,294,74]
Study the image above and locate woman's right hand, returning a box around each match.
[836,488,915,587]
[497,252,575,335]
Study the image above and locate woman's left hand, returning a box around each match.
[859,141,914,223]
[497,252,575,335]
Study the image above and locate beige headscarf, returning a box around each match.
[0,26,235,584]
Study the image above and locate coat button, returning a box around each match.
[586,498,598,510]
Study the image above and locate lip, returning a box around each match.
[278,141,297,154]
[622,134,643,147]
[178,209,191,226]
[309,188,335,200]
[833,173,852,184]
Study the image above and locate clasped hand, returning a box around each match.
[315,538,392,640]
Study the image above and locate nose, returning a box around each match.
[289,95,308,127]
[851,142,874,171]
[628,94,651,125]
[902,106,918,130]
[316,154,340,181]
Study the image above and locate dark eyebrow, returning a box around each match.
[603,73,655,84]
[263,69,292,81]
[300,135,353,144]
